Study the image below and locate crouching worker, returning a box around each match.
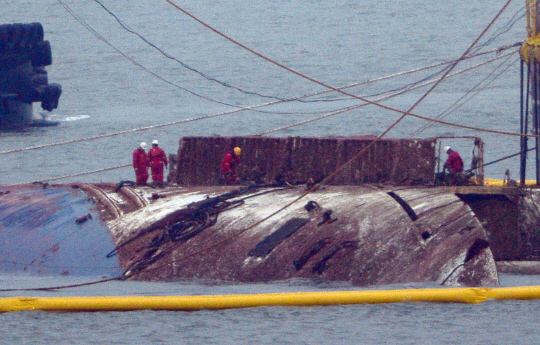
[221,147,241,185]
[435,146,469,186]
[443,146,464,174]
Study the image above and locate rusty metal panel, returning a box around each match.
[173,136,436,186]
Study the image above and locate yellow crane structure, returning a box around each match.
[520,0,540,185]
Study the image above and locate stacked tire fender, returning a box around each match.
[0,22,62,112]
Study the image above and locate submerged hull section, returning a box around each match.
[0,185,122,276]
[107,185,498,287]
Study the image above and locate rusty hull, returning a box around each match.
[106,185,499,287]
[174,136,436,186]
[0,182,514,286]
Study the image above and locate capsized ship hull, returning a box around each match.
[0,182,499,287]
[108,184,498,286]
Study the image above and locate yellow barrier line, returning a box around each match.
[487,286,540,300]
[0,287,515,312]
[483,178,537,187]
[2,286,540,312]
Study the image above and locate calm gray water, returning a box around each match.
[0,0,536,344]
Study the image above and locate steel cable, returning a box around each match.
[56,0,244,109]
[409,53,519,137]
[258,51,518,136]
[164,0,519,139]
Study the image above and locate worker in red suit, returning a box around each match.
[434,145,468,186]
[132,142,149,185]
[443,146,464,173]
[148,139,168,187]
[221,147,241,184]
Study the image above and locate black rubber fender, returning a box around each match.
[27,22,44,47]
[40,83,62,111]
[31,40,52,66]
[0,22,45,53]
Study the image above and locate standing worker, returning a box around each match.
[148,139,168,187]
[443,146,464,173]
[133,142,149,185]
[221,147,241,185]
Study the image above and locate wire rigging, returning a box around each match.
[89,0,522,108]
[0,51,532,159]
[409,53,520,137]
[469,4,526,55]
[0,31,529,159]
[56,0,251,110]
[59,0,516,123]
[3,50,519,186]
[163,0,516,130]
[90,0,290,103]
[258,50,518,136]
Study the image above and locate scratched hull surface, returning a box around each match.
[0,183,499,286]
[108,185,499,287]
[0,185,122,276]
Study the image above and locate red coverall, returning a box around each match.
[221,151,240,184]
[148,146,168,182]
[444,150,464,173]
[132,147,149,184]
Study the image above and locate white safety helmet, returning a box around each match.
[140,142,147,149]
[152,140,159,145]
[444,146,451,153]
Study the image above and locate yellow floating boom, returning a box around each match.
[2,286,540,312]
[483,178,537,186]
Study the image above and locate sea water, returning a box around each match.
[0,0,535,344]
